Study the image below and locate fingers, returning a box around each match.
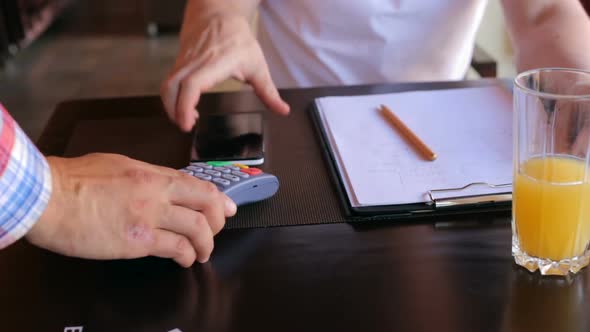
[123,165,235,232]
[160,69,205,133]
[176,173,238,218]
[161,64,195,128]
[150,229,197,268]
[161,59,236,132]
[247,63,290,116]
[161,47,289,132]
[169,175,236,231]
[174,67,218,132]
[161,206,215,263]
[160,71,181,126]
[122,167,234,267]
[175,83,200,132]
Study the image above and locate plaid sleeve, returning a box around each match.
[0,104,52,249]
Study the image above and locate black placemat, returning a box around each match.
[60,103,348,229]
[224,108,349,228]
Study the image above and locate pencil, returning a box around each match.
[379,104,437,161]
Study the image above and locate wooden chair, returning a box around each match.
[471,45,497,78]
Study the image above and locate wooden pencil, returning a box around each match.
[379,104,437,161]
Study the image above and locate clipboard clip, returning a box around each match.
[426,182,512,208]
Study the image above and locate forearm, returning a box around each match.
[178,0,262,60]
[0,104,52,249]
[501,0,590,71]
[181,0,260,37]
[184,0,261,19]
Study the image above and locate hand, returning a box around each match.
[26,153,236,267]
[160,10,290,132]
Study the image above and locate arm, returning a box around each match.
[161,0,289,132]
[0,104,236,266]
[0,104,52,249]
[501,0,590,71]
[181,0,261,21]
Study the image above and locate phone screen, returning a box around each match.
[191,112,264,164]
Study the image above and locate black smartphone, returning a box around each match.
[191,112,264,165]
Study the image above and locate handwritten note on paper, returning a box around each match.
[316,86,513,207]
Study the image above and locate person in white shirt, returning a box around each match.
[161,0,590,132]
[258,0,488,87]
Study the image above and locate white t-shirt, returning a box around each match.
[257,0,488,88]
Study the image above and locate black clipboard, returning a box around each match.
[308,93,512,220]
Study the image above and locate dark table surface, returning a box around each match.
[2,80,590,332]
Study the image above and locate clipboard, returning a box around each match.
[309,86,513,219]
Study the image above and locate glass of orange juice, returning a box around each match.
[513,68,590,276]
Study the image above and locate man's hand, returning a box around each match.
[161,0,290,132]
[26,153,236,267]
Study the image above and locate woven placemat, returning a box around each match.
[62,107,348,229]
[224,108,348,228]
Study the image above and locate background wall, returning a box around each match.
[473,0,516,79]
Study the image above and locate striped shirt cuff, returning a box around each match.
[0,104,52,249]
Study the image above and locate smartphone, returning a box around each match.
[191,112,265,165]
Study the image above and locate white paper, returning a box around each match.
[316,86,513,207]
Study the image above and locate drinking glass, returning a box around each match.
[513,68,590,275]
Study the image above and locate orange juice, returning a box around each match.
[514,156,590,261]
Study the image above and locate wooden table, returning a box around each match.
[1,80,588,332]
